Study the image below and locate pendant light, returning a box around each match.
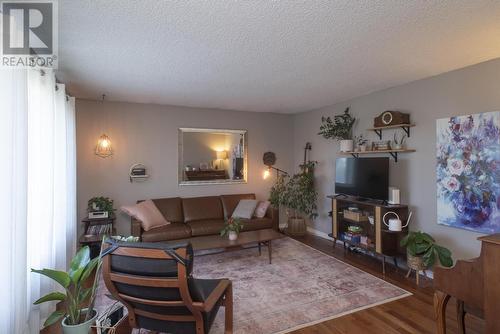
[95,94,113,158]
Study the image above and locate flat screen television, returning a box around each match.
[335,157,389,201]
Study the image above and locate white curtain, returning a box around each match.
[0,69,77,333]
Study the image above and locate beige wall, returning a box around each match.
[76,100,293,235]
[293,58,500,260]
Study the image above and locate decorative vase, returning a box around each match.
[393,144,403,150]
[61,309,98,334]
[359,144,367,152]
[340,140,354,152]
[287,218,307,237]
[228,231,238,241]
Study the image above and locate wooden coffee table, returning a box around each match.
[168,229,283,264]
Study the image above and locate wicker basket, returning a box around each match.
[407,252,428,271]
[287,218,307,236]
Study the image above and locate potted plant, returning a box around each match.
[400,231,453,271]
[354,135,369,152]
[87,196,115,216]
[220,217,244,240]
[277,161,318,236]
[31,245,102,334]
[393,132,406,150]
[318,107,356,152]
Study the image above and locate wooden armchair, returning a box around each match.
[433,234,500,334]
[102,240,233,334]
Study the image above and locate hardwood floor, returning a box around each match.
[289,234,485,334]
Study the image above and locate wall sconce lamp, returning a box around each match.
[262,151,288,179]
[95,134,113,158]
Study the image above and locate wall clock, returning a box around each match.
[374,111,410,127]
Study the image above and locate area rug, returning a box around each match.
[96,237,411,334]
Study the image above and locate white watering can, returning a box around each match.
[383,211,412,232]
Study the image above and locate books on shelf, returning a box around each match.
[86,223,112,236]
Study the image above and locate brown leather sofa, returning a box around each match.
[131,193,278,242]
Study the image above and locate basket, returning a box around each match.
[407,252,428,271]
[287,218,307,236]
[343,210,368,222]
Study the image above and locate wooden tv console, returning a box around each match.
[327,195,410,273]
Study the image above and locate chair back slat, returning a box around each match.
[112,246,177,259]
[109,272,180,288]
[118,293,186,307]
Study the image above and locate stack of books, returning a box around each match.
[86,223,112,235]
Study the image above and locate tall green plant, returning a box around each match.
[400,231,453,268]
[270,161,318,219]
[318,107,356,140]
[31,245,101,327]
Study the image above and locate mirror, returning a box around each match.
[178,128,248,185]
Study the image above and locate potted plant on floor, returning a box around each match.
[400,231,453,281]
[220,217,244,240]
[280,161,318,236]
[318,107,356,152]
[31,245,102,334]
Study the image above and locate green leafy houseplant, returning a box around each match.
[400,231,453,268]
[270,161,318,220]
[87,196,115,215]
[31,245,102,328]
[220,217,244,237]
[318,107,356,140]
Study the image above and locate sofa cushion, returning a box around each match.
[220,193,256,218]
[183,196,223,222]
[152,197,184,223]
[187,219,225,237]
[121,200,170,231]
[232,199,258,219]
[241,218,274,232]
[254,200,271,218]
[142,223,192,242]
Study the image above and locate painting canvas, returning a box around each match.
[436,111,500,233]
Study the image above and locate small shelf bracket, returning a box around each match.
[374,129,383,140]
[389,152,398,162]
[402,126,411,137]
[350,153,359,159]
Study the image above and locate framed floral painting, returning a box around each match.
[436,111,500,233]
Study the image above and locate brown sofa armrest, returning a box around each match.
[131,218,143,240]
[265,206,279,230]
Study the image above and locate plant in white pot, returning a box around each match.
[220,217,244,240]
[31,245,102,334]
[272,161,318,236]
[318,107,356,152]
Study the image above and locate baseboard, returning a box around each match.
[305,226,434,279]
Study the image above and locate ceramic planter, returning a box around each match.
[228,231,238,241]
[61,309,98,334]
[340,140,354,152]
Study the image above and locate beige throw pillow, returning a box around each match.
[254,201,270,218]
[232,199,258,219]
[121,200,170,231]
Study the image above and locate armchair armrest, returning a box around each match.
[193,279,232,312]
[265,206,279,230]
[131,217,143,240]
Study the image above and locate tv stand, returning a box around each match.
[327,195,410,274]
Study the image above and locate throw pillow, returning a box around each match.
[254,201,270,218]
[232,199,258,219]
[121,200,170,231]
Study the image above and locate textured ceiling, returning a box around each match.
[57,1,500,113]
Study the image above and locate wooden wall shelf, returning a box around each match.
[340,149,416,162]
[368,123,415,139]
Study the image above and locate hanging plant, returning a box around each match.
[318,107,356,140]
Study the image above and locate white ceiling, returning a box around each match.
[57,1,500,113]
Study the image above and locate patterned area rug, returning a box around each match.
[97,237,411,334]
